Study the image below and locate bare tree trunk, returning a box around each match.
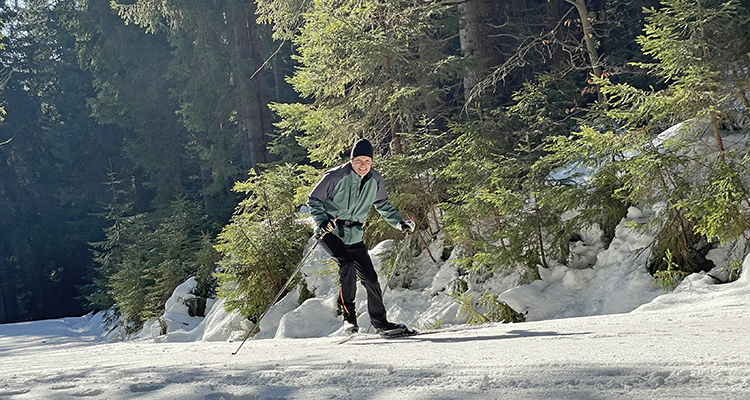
[0,259,18,323]
[696,0,726,160]
[566,0,604,101]
[248,17,276,167]
[382,54,403,154]
[133,167,147,213]
[533,195,549,269]
[271,40,294,103]
[0,272,7,323]
[567,0,602,79]
[418,39,443,133]
[710,111,726,163]
[738,82,750,112]
[272,50,285,103]
[458,0,494,103]
[196,131,216,214]
[546,0,567,67]
[228,0,274,174]
[156,160,184,203]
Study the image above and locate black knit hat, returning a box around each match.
[350,139,374,159]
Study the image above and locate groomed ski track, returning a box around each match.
[3,294,749,400]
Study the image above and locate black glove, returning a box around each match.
[317,218,336,237]
[398,219,415,234]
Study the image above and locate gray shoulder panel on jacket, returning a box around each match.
[309,163,352,202]
[370,168,389,204]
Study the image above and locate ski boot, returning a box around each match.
[344,321,359,335]
[375,323,416,338]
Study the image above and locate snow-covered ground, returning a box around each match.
[3,201,750,399]
[1,265,749,399]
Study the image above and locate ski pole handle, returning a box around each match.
[315,215,338,240]
[401,217,416,238]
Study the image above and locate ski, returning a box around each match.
[336,332,412,345]
[409,324,487,336]
[336,326,416,344]
[338,324,487,344]
[336,332,367,345]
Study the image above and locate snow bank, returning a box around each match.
[500,206,664,321]
[100,203,738,343]
[134,277,246,342]
[274,296,340,338]
[136,278,203,341]
[634,250,750,314]
[119,204,669,341]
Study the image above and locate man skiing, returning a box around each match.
[308,139,415,337]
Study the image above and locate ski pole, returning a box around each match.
[231,218,336,355]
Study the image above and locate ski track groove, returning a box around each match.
[2,305,750,399]
[4,357,749,399]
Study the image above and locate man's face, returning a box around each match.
[351,156,373,178]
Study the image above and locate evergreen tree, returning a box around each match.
[89,175,217,332]
[546,0,750,284]
[0,0,122,322]
[266,0,460,163]
[0,15,4,121]
[65,0,193,210]
[439,101,580,280]
[112,0,277,175]
[258,0,658,306]
[214,164,317,320]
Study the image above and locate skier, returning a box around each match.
[308,139,416,337]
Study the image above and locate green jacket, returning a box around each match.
[308,163,403,245]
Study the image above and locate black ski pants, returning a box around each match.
[320,233,389,329]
